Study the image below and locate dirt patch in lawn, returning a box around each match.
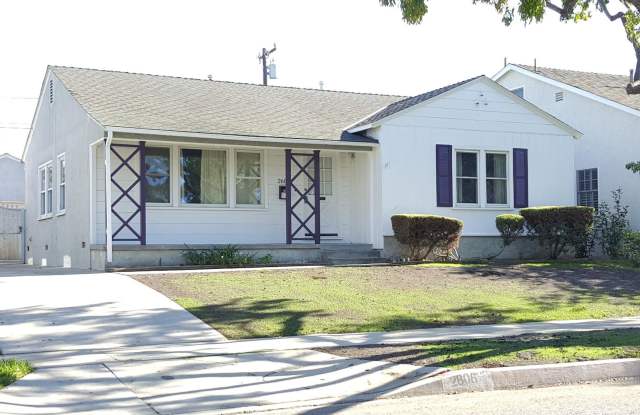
[317,329,640,370]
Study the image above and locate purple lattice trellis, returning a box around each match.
[285,149,320,244]
[110,141,146,244]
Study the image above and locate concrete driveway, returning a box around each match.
[0,265,442,414]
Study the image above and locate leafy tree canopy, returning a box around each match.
[380,0,640,82]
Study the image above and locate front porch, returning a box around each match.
[90,130,383,269]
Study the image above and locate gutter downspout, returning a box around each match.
[104,130,113,265]
[88,137,103,269]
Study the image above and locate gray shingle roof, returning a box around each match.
[50,66,404,142]
[514,64,640,112]
[348,75,484,130]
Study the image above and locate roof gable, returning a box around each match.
[494,64,640,117]
[348,75,581,138]
[49,66,404,142]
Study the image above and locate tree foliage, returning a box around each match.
[626,161,640,173]
[380,0,640,81]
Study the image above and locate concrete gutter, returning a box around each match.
[392,358,640,397]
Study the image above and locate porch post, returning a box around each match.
[369,147,383,250]
[139,141,147,245]
[285,149,292,244]
[104,130,113,263]
[313,150,321,244]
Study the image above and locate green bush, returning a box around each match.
[594,189,630,258]
[391,214,463,261]
[622,231,640,267]
[520,206,594,259]
[182,245,273,267]
[489,214,525,259]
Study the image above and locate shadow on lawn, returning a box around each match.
[323,328,640,369]
[183,298,329,337]
[449,265,640,302]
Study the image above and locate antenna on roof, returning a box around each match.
[504,57,507,67]
[534,58,537,72]
[207,75,213,81]
[258,43,277,86]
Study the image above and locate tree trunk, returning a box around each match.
[635,48,640,82]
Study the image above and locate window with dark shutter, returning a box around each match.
[576,168,598,208]
[513,148,528,208]
[436,144,453,207]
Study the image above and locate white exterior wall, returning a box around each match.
[376,79,577,236]
[0,157,25,204]
[498,71,640,230]
[24,72,104,268]
[94,141,372,246]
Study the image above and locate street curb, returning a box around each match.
[391,358,640,397]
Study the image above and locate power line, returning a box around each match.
[0,96,37,100]
[0,126,30,130]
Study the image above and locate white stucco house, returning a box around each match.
[495,64,640,230]
[24,66,580,269]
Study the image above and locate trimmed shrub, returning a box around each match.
[391,214,463,261]
[622,231,640,267]
[520,206,594,259]
[489,214,525,259]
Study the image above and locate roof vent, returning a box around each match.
[49,80,54,104]
[555,91,564,102]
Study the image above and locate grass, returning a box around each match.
[519,259,638,271]
[136,261,640,339]
[0,359,32,389]
[321,329,640,370]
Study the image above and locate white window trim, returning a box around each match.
[454,150,480,208]
[144,145,173,206]
[453,149,512,209]
[56,153,66,215]
[234,149,265,208]
[38,160,54,220]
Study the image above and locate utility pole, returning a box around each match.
[258,43,277,85]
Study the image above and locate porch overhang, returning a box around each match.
[108,127,377,151]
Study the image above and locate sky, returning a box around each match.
[0,0,634,158]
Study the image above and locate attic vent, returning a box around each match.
[49,80,54,104]
[555,91,564,102]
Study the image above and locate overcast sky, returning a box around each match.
[0,0,633,158]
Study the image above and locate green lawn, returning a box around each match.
[321,329,640,370]
[135,261,640,339]
[0,359,32,389]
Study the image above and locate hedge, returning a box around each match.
[391,214,463,261]
[495,214,525,247]
[520,206,594,259]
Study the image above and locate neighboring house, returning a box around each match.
[0,153,25,209]
[494,64,640,230]
[24,66,579,269]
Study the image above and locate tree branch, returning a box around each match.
[545,1,565,15]
[598,0,625,21]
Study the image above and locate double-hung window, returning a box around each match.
[456,151,479,205]
[180,148,228,205]
[486,153,508,205]
[57,154,66,213]
[38,161,54,218]
[235,151,263,205]
[577,168,598,208]
[455,150,510,207]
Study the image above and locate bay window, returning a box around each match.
[235,151,263,205]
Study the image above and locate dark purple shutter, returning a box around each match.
[436,144,453,207]
[513,148,528,208]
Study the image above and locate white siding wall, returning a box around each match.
[377,79,577,236]
[498,71,640,230]
[25,72,103,268]
[95,143,372,245]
